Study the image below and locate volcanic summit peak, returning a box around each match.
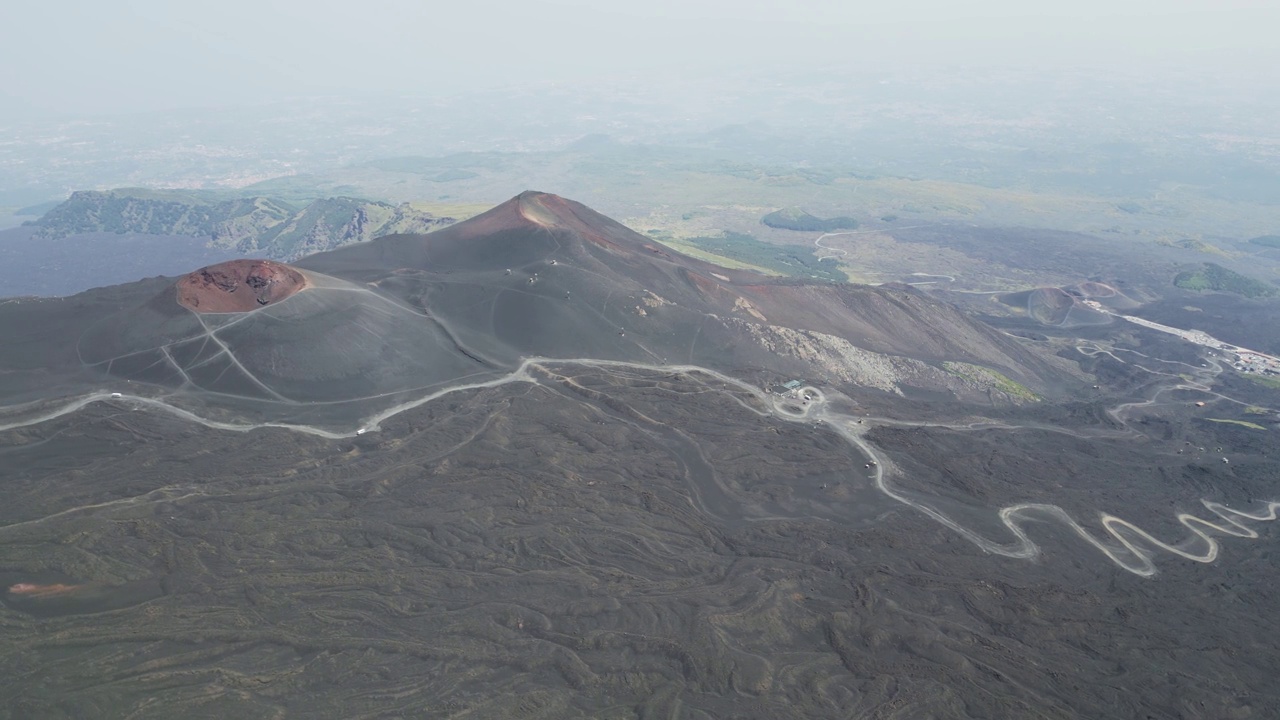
[176,259,310,314]
[511,191,637,253]
[478,190,593,232]
[443,191,631,254]
[442,190,565,239]
[514,190,564,228]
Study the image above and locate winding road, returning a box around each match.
[2,343,1278,578]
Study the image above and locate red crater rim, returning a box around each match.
[176,259,309,313]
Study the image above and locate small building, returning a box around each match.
[772,379,805,396]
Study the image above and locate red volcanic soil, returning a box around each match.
[449,191,633,253]
[176,259,309,313]
[8,582,79,598]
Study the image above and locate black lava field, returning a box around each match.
[1,193,1278,719]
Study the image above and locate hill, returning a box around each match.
[27,189,455,260]
[1173,262,1277,298]
[0,191,1070,427]
[761,207,859,232]
[299,192,1061,396]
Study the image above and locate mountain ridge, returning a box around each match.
[27,189,456,260]
[299,191,1070,395]
[0,191,1076,428]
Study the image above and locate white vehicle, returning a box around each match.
[110,392,123,399]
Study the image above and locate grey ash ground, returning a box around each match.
[1,193,1278,719]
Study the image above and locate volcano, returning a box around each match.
[296,191,1064,393]
[0,191,1068,428]
[3,192,1278,719]
[175,259,309,313]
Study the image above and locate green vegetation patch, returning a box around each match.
[1247,375,1280,391]
[658,239,780,275]
[762,207,859,232]
[1158,237,1230,257]
[1173,263,1277,298]
[942,361,1040,402]
[682,231,846,282]
[1206,418,1268,430]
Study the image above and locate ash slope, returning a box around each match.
[301,191,1053,375]
[0,191,1067,429]
[298,191,1066,393]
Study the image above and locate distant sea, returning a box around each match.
[0,226,257,298]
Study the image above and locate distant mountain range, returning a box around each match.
[26,189,456,260]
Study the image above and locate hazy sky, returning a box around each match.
[2,0,1276,118]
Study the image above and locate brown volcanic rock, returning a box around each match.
[176,259,308,313]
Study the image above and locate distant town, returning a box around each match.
[1084,300,1280,377]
